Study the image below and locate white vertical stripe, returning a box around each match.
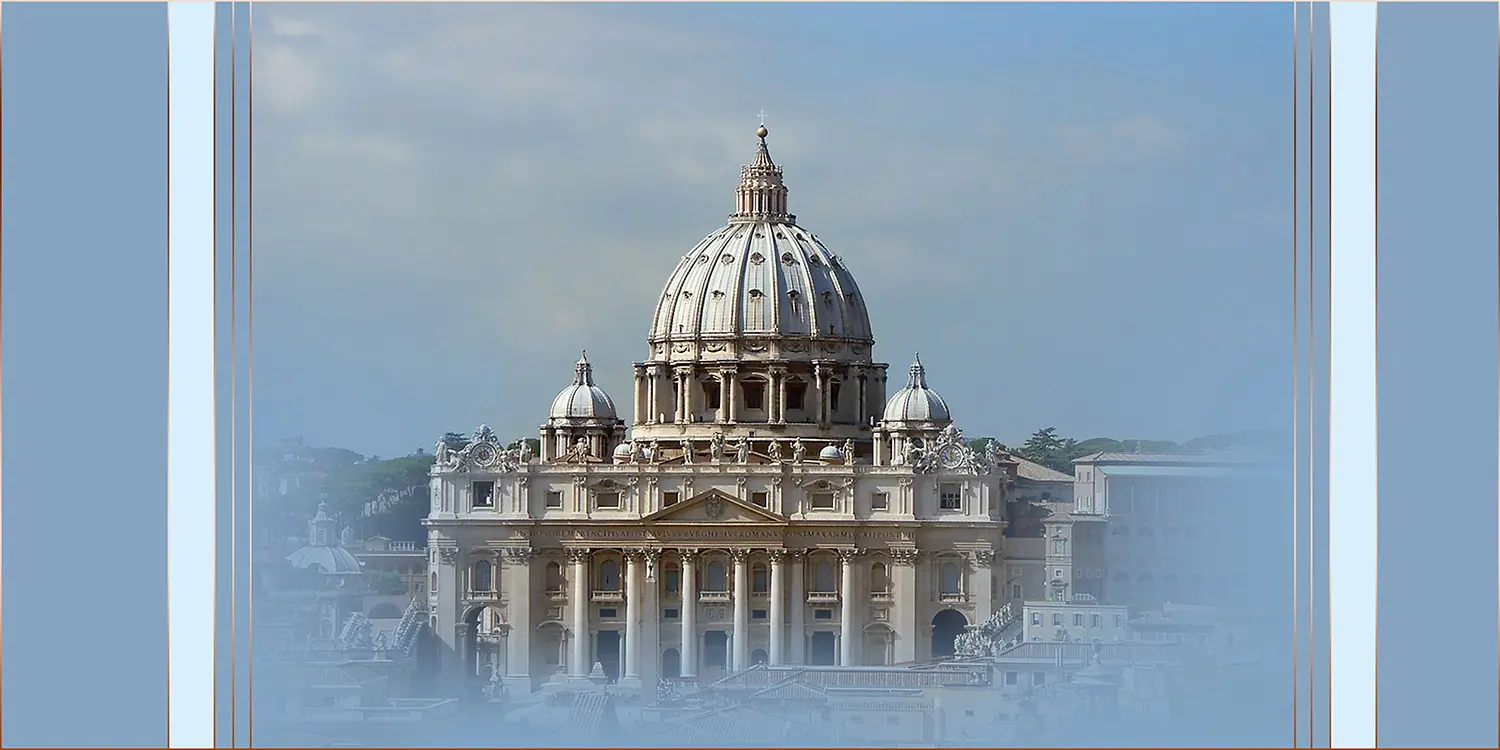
[167,3,217,747]
[1328,3,1379,748]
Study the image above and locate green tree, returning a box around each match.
[441,432,469,450]
[366,570,409,596]
[506,437,542,456]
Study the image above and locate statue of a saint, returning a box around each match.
[518,440,533,464]
[767,440,783,463]
[843,439,856,465]
[435,440,450,466]
[710,432,726,461]
[648,441,661,464]
[735,439,750,464]
[791,437,806,464]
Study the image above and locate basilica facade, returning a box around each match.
[424,126,1024,695]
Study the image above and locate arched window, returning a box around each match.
[812,560,835,592]
[545,562,566,593]
[751,563,769,594]
[1162,573,1180,599]
[662,564,681,595]
[472,560,494,592]
[1052,613,1063,626]
[430,571,438,592]
[1111,526,1130,536]
[600,560,621,592]
[706,560,728,592]
[939,562,961,595]
[869,563,890,595]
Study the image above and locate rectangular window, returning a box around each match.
[1033,672,1046,686]
[830,382,842,411]
[1114,614,1124,627]
[1031,613,1041,626]
[599,608,618,619]
[743,382,765,411]
[663,491,680,506]
[752,609,768,620]
[871,492,889,511]
[1052,613,1062,626]
[472,480,495,508]
[939,483,961,510]
[810,492,835,510]
[752,491,769,507]
[1074,614,1084,627]
[1091,614,1101,627]
[814,609,834,620]
[1010,566,1023,576]
[545,491,563,509]
[1005,671,1019,686]
[664,569,681,594]
[596,492,620,509]
[663,608,680,620]
[1011,583,1023,599]
[703,381,722,410]
[787,382,807,410]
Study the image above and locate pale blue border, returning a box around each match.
[1328,2,1379,747]
[167,2,218,747]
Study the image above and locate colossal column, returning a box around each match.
[731,548,751,671]
[838,549,859,666]
[680,549,699,678]
[568,548,591,678]
[768,549,787,665]
[624,551,642,680]
[789,550,806,664]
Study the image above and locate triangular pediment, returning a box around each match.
[643,489,788,524]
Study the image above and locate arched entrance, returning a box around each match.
[661,648,681,678]
[751,648,769,666]
[931,609,968,659]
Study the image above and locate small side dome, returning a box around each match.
[818,445,844,461]
[882,354,952,424]
[548,351,619,422]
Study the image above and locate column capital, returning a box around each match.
[970,549,996,568]
[767,548,788,563]
[678,548,701,563]
[889,548,920,566]
[504,547,535,563]
[835,548,861,565]
[728,547,753,564]
[565,548,592,565]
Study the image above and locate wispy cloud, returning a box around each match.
[250,2,1285,455]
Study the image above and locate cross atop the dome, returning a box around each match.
[757,109,767,126]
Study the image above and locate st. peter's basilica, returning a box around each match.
[424,125,1031,696]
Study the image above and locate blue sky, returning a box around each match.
[252,2,1291,458]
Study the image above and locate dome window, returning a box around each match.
[748,289,765,298]
[776,231,788,239]
[720,254,735,264]
[754,231,765,239]
[681,291,693,299]
[697,255,709,263]
[781,252,797,265]
[749,253,765,265]
[787,290,800,302]
[711,290,725,299]
[821,291,833,303]
[807,255,823,266]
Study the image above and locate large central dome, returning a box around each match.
[647,127,874,363]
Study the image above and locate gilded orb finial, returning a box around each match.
[757,124,769,140]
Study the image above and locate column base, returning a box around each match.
[502,676,534,695]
